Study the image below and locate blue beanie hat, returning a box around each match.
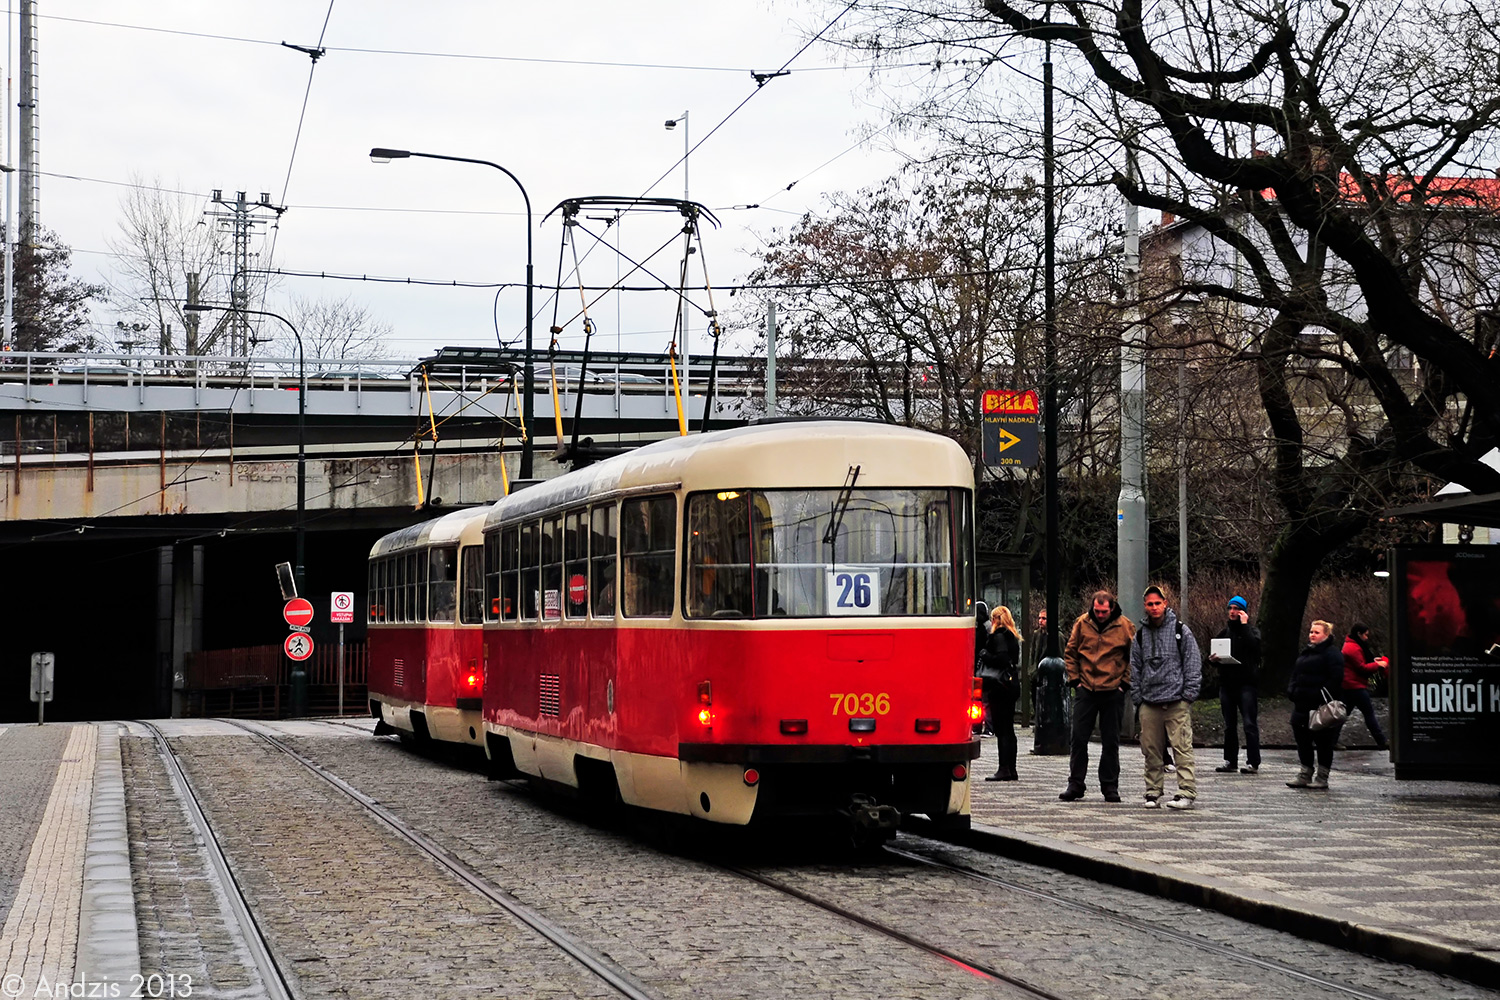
[1227,595,1248,611]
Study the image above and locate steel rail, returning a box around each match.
[222,719,660,1000]
[139,721,297,1000]
[885,844,1403,1000]
[724,865,1068,1000]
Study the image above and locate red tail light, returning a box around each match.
[697,707,712,726]
[952,764,967,781]
[968,702,985,722]
[466,672,480,689]
[743,768,760,786]
[915,718,941,734]
[780,719,808,735]
[972,677,984,700]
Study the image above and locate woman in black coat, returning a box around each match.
[981,605,1022,781]
[1286,619,1345,790]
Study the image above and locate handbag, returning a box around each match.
[1309,687,1348,730]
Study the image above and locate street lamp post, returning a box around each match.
[369,148,535,478]
[185,302,309,717]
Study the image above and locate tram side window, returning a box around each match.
[685,491,752,619]
[429,546,458,623]
[520,521,540,620]
[483,530,500,622]
[393,554,407,623]
[541,515,563,620]
[590,504,616,618]
[622,495,676,618]
[367,560,378,623]
[501,526,519,621]
[460,545,485,624]
[563,509,588,620]
[411,551,429,623]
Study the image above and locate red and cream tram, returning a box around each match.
[479,420,980,835]
[367,504,490,746]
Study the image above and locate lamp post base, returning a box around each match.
[289,666,309,719]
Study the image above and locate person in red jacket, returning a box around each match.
[1341,623,1389,750]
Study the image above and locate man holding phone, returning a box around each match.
[1210,595,1262,774]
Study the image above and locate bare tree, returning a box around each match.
[106,175,244,356]
[260,295,393,371]
[813,0,1500,677]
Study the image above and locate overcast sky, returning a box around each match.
[25,0,961,362]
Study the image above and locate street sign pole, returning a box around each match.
[329,591,355,719]
[30,652,55,726]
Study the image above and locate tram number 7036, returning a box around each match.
[830,692,892,716]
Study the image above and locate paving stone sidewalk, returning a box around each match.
[968,729,1500,984]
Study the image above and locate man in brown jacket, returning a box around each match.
[1059,590,1135,802]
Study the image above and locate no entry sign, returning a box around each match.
[284,632,314,661]
[284,597,315,628]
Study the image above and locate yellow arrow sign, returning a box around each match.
[996,427,1022,452]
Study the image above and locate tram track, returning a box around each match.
[716,833,1408,1000]
[725,864,1069,999]
[883,841,1403,1000]
[138,721,297,1000]
[221,718,660,1000]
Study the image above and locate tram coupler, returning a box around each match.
[843,794,901,834]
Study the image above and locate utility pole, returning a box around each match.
[1117,150,1148,625]
[17,0,38,247]
[204,191,285,356]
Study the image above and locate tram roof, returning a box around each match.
[485,420,972,529]
[369,503,491,559]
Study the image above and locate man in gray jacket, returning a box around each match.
[1130,585,1202,810]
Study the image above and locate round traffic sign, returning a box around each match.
[568,573,587,606]
[284,632,314,661]
[283,597,315,627]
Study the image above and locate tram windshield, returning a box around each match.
[685,488,961,619]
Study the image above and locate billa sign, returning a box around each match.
[979,389,1039,468]
[1389,545,1500,783]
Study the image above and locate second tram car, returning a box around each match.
[479,420,980,836]
[367,504,490,746]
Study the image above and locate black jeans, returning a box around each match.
[983,678,1018,773]
[1220,683,1261,767]
[1290,706,1339,769]
[1340,687,1387,745]
[1068,686,1124,791]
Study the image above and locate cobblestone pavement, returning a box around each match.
[0,725,70,929]
[120,734,263,997]
[972,731,1500,970]
[159,732,623,1000]
[0,725,95,989]
[266,725,1496,999]
[275,731,1008,999]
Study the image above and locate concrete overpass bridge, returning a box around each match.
[1,347,775,529]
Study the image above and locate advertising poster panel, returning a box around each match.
[1390,545,1500,782]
